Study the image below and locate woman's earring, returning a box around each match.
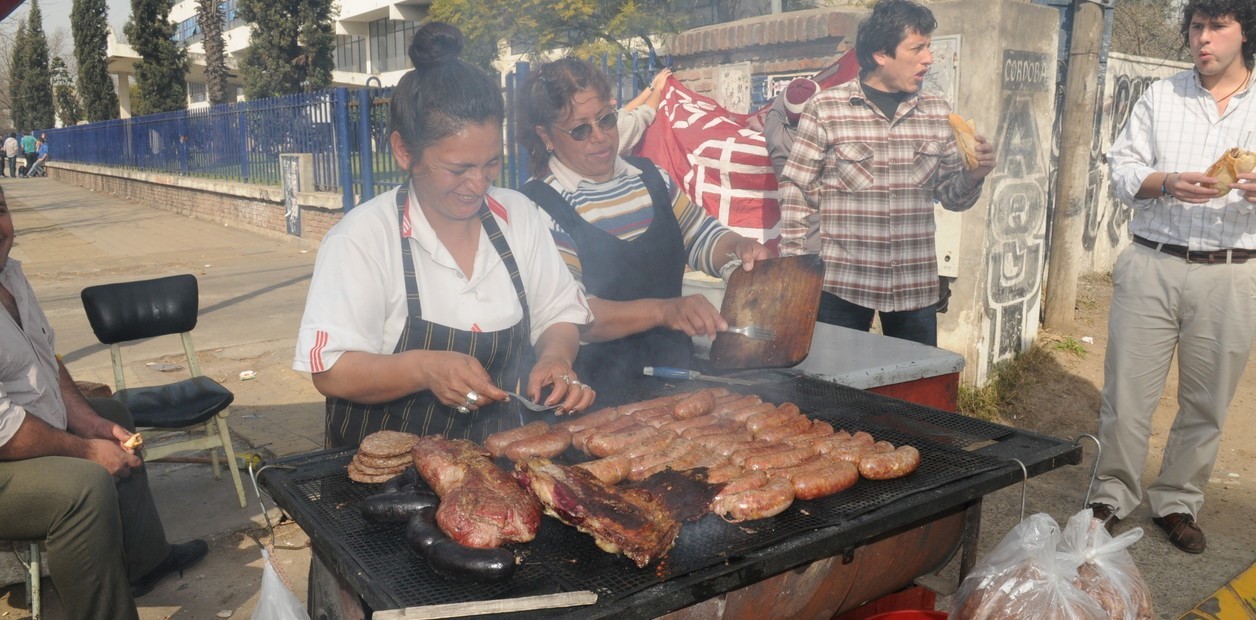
[546,145,554,154]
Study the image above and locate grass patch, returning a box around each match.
[957,344,1059,423]
[1051,337,1087,357]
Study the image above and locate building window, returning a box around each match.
[369,18,419,73]
[223,0,242,27]
[188,81,208,104]
[174,16,201,45]
[335,35,365,74]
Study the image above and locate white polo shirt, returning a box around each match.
[294,184,592,374]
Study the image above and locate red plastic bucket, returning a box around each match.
[866,612,948,620]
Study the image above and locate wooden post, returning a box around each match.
[1044,0,1105,329]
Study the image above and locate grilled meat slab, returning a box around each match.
[514,458,681,568]
[412,436,541,548]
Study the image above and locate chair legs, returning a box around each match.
[215,413,248,508]
[25,542,41,620]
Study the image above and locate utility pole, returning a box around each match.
[1044,0,1105,329]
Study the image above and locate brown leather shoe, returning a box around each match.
[1152,512,1206,553]
[1088,502,1120,534]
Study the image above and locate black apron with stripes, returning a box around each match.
[325,184,531,449]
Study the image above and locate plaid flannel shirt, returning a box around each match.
[779,80,983,312]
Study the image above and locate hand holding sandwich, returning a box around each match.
[948,114,997,184]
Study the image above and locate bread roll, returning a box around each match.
[123,433,144,450]
[1204,147,1256,197]
[948,114,979,170]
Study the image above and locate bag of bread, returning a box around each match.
[951,513,1107,620]
[949,113,980,170]
[1058,508,1154,620]
[1205,147,1256,197]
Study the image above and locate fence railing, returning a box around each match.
[43,50,665,213]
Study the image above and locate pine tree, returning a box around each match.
[237,0,334,99]
[126,0,188,114]
[9,19,29,131]
[15,0,55,130]
[195,0,230,105]
[72,0,120,121]
[51,56,83,125]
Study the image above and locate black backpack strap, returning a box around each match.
[624,156,672,215]
[521,179,580,233]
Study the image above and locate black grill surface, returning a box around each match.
[262,374,1078,615]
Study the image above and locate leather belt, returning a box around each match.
[1132,235,1254,264]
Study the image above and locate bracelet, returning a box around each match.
[1161,173,1175,196]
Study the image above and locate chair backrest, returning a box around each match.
[81,275,200,344]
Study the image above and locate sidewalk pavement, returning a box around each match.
[2,177,328,616]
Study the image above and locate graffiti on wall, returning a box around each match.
[984,50,1052,375]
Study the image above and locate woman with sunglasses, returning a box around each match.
[294,23,596,449]
[520,57,771,402]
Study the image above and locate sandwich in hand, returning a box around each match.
[123,433,144,451]
[1205,147,1256,197]
[949,114,979,171]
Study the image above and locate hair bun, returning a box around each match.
[409,22,465,69]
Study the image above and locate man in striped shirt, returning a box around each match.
[778,0,995,346]
[1086,0,1256,555]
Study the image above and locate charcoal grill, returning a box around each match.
[260,373,1080,618]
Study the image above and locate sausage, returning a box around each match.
[745,403,802,433]
[660,414,724,435]
[731,442,797,467]
[575,454,632,485]
[682,418,742,439]
[710,395,761,417]
[484,421,550,458]
[713,470,768,497]
[629,438,695,480]
[586,424,657,458]
[594,415,642,437]
[615,394,683,416]
[784,420,836,446]
[671,390,719,419]
[711,476,795,522]
[809,431,876,456]
[753,414,813,442]
[405,507,518,584]
[571,426,599,453]
[557,406,622,433]
[360,491,439,523]
[742,446,815,471]
[503,428,572,462]
[621,431,680,459]
[634,447,721,479]
[858,445,921,480]
[705,462,746,484]
[725,402,776,423]
[690,430,754,451]
[792,461,859,500]
[630,406,676,427]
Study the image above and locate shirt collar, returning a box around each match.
[548,155,641,193]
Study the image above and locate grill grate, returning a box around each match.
[272,375,1013,609]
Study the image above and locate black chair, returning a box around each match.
[80,274,247,508]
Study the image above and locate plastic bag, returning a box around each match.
[251,549,310,620]
[951,513,1107,620]
[1058,508,1154,620]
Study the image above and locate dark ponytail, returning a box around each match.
[388,22,504,161]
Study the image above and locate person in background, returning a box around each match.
[3,134,17,179]
[24,138,48,178]
[1086,0,1256,554]
[777,0,995,346]
[764,77,822,253]
[519,57,771,402]
[20,131,36,173]
[0,186,209,617]
[616,68,673,155]
[294,22,595,449]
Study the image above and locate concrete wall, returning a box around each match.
[48,162,343,247]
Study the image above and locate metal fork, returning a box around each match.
[725,325,776,340]
[505,391,561,412]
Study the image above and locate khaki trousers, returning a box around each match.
[0,398,172,619]
[1090,243,1256,519]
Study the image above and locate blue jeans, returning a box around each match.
[817,291,937,346]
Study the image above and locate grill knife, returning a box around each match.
[643,366,757,386]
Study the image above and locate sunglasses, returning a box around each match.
[559,110,618,141]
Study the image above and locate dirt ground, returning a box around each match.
[3,274,1254,618]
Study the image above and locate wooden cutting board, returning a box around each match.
[710,254,824,370]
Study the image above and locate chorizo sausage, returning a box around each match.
[710,395,761,417]
[725,402,776,423]
[705,462,747,484]
[671,390,718,419]
[791,461,859,500]
[621,431,680,459]
[630,406,676,427]
[586,424,657,458]
[485,421,550,458]
[783,420,835,446]
[614,394,683,416]
[660,414,723,435]
[858,445,921,480]
[753,414,813,443]
[713,470,768,497]
[743,446,815,471]
[746,403,802,433]
[634,447,721,479]
[711,476,795,522]
[629,439,695,480]
[503,428,572,462]
[575,453,633,485]
[556,406,621,433]
[682,418,742,439]
[730,442,796,467]
[690,430,754,451]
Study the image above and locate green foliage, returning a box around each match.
[195,0,230,105]
[73,0,121,121]
[11,1,55,131]
[429,0,689,66]
[126,0,188,115]
[1051,337,1087,357]
[51,56,82,125]
[237,0,335,100]
[9,19,29,130]
[957,344,1058,423]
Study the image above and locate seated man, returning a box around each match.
[23,140,47,178]
[0,186,207,619]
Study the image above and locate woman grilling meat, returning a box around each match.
[294,23,596,448]
[519,58,772,402]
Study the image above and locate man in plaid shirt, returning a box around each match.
[778,0,996,346]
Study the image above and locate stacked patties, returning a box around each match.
[348,430,421,483]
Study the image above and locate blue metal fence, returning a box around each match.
[43,50,665,213]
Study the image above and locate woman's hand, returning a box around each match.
[527,354,596,415]
[730,236,772,272]
[650,68,673,93]
[660,294,727,339]
[420,351,508,414]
